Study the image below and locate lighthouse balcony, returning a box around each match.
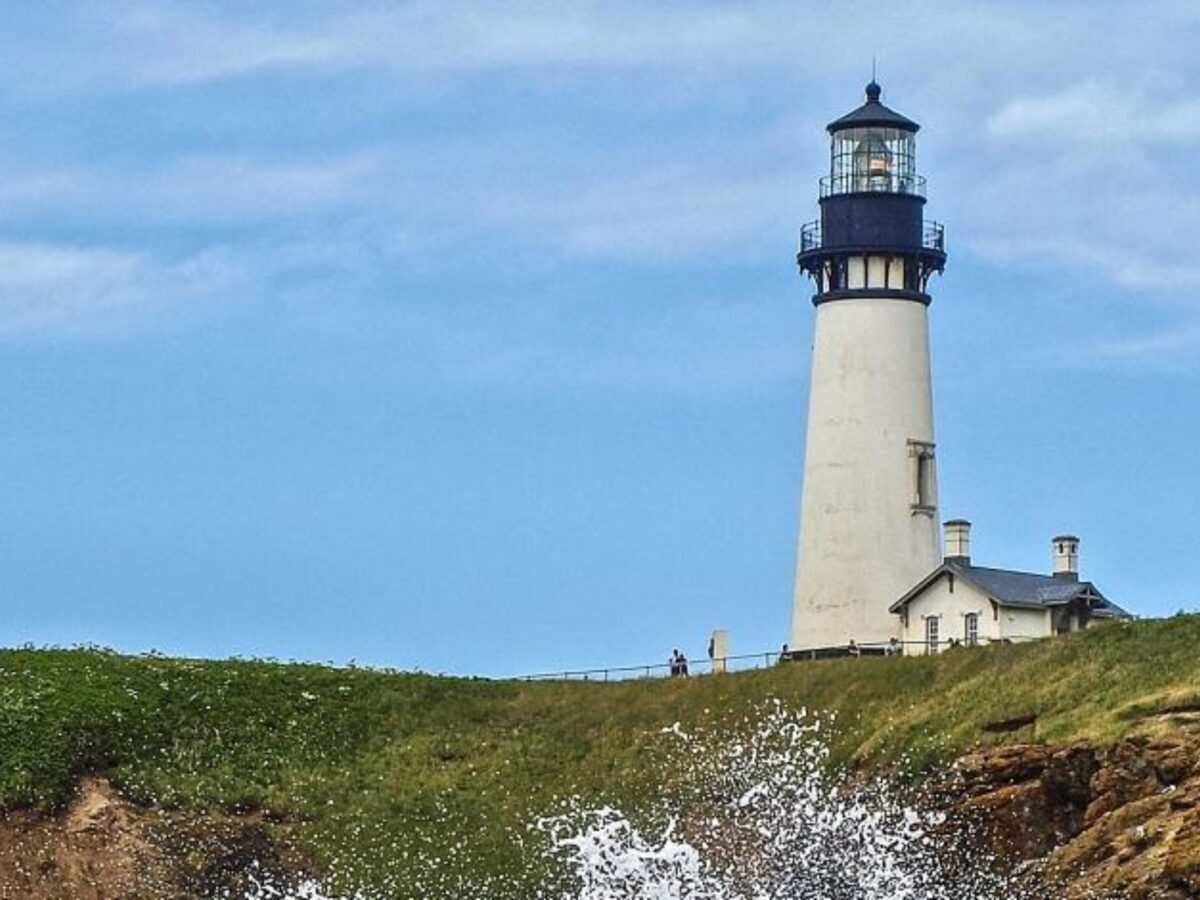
[797,220,946,304]
[798,220,944,255]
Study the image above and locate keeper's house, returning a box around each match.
[889,520,1131,652]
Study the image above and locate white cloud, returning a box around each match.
[505,165,796,262]
[307,287,805,392]
[0,2,784,93]
[988,80,1200,147]
[0,154,383,228]
[93,2,806,86]
[78,0,1197,96]
[967,233,1200,294]
[0,242,246,338]
[1084,322,1200,372]
[0,0,1198,373]
[0,141,794,263]
[2,1,1074,94]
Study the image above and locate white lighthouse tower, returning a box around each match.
[790,82,947,652]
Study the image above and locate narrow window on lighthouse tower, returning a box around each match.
[907,440,937,513]
[919,453,935,506]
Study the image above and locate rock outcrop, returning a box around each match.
[941,726,1200,899]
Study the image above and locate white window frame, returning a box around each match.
[964,612,979,647]
[924,616,940,654]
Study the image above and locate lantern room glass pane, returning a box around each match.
[830,127,916,195]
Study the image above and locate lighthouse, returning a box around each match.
[789,82,947,652]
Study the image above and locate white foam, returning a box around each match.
[536,705,1024,900]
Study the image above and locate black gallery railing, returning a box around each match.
[797,220,945,255]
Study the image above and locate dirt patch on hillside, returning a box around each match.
[0,776,314,899]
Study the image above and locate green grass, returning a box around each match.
[1,615,1197,895]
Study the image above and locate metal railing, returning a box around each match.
[924,220,945,253]
[517,651,785,682]
[797,220,945,255]
[513,636,1043,682]
[799,221,822,253]
[819,173,926,198]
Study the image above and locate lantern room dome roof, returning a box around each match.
[827,81,920,134]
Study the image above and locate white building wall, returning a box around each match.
[998,606,1052,642]
[790,297,942,650]
[897,574,1056,651]
[897,576,995,649]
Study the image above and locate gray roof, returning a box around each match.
[890,562,1132,618]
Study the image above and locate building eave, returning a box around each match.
[889,563,957,613]
[890,563,1133,620]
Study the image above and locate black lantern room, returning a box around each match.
[797,82,946,304]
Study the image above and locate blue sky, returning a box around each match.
[1,1,1198,675]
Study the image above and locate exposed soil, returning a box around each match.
[0,776,313,899]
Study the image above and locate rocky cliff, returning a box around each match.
[944,719,1200,898]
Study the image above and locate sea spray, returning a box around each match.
[536,806,720,899]
[535,702,1027,900]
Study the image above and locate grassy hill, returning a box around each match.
[1,615,1198,894]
